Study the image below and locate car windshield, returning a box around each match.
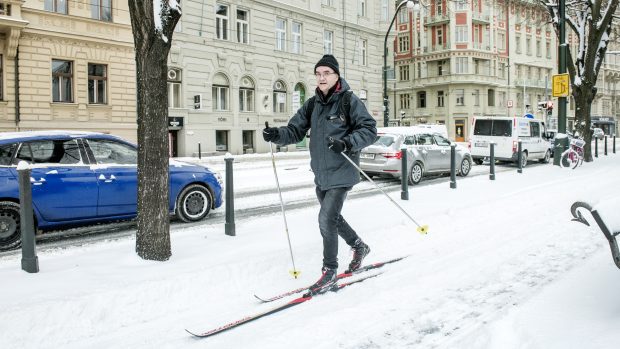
[373,135,397,147]
[473,120,512,137]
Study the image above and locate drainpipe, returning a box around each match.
[14,47,20,131]
[342,0,347,77]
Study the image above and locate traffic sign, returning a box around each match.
[552,74,570,97]
[507,100,513,108]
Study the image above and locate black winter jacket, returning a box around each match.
[272,78,377,190]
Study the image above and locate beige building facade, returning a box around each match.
[1,0,137,141]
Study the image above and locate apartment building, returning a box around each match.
[0,0,137,141]
[166,0,392,156]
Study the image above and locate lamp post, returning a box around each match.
[383,0,416,127]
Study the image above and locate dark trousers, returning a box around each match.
[315,186,360,269]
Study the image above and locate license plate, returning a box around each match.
[475,142,488,148]
[360,153,375,160]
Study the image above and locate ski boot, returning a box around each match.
[346,239,371,273]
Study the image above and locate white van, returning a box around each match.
[469,117,552,166]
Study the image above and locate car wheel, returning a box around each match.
[0,202,21,251]
[408,163,423,185]
[540,150,551,163]
[459,157,472,177]
[176,184,213,223]
[474,158,484,165]
[518,152,528,167]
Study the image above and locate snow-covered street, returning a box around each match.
[1,151,620,348]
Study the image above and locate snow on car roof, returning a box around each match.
[0,130,102,140]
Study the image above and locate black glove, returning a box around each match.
[327,137,351,153]
[263,122,279,142]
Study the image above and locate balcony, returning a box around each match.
[0,0,29,58]
[472,11,491,24]
[424,13,450,26]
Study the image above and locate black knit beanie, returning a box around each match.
[314,54,340,76]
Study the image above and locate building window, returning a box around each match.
[437,91,444,107]
[359,0,366,17]
[526,36,532,55]
[216,4,229,40]
[536,39,541,57]
[216,130,229,151]
[236,9,249,44]
[91,0,112,21]
[417,91,426,108]
[399,65,410,81]
[324,30,333,54]
[291,22,302,54]
[322,0,333,6]
[438,60,445,76]
[456,57,468,74]
[436,0,443,15]
[400,94,410,110]
[398,7,408,23]
[497,31,506,51]
[276,18,286,51]
[437,28,443,46]
[52,59,73,103]
[212,73,229,111]
[546,41,551,58]
[381,0,389,21]
[167,68,181,108]
[273,80,287,113]
[455,89,465,106]
[88,63,107,104]
[456,0,468,11]
[473,89,480,106]
[488,89,495,106]
[360,39,367,66]
[516,34,521,53]
[398,34,410,52]
[45,0,67,14]
[499,91,506,107]
[239,76,255,112]
[456,26,468,43]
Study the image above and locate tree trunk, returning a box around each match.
[572,84,595,162]
[129,1,181,261]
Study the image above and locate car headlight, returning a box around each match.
[215,171,223,186]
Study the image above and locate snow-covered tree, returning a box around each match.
[543,0,619,161]
[128,0,181,261]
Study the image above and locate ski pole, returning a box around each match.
[338,149,429,234]
[267,122,301,278]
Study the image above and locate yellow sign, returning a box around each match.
[552,73,570,97]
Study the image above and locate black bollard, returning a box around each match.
[595,137,598,158]
[198,142,202,160]
[17,162,39,273]
[604,136,608,156]
[517,140,523,174]
[224,155,235,236]
[489,142,496,180]
[400,148,408,200]
[450,144,456,189]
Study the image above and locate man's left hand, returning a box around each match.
[327,137,350,153]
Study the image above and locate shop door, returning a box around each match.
[455,119,466,142]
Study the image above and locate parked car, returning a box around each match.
[592,127,604,140]
[360,127,472,184]
[0,131,223,251]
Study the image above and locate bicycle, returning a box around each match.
[560,135,585,169]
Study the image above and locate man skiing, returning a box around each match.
[262,54,377,294]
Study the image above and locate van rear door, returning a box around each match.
[471,119,513,158]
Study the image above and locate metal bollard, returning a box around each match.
[400,148,408,200]
[517,140,523,174]
[450,144,456,189]
[604,136,608,156]
[17,162,39,273]
[595,137,600,157]
[198,142,202,160]
[489,142,496,180]
[224,154,235,236]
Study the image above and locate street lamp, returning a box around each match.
[383,0,416,127]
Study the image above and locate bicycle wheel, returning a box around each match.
[560,149,575,169]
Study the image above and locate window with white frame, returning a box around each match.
[236,9,249,44]
[381,0,389,21]
[398,7,408,23]
[456,0,468,11]
[360,39,367,66]
[526,36,532,55]
[292,22,302,54]
[536,39,541,57]
[436,0,443,15]
[400,94,410,110]
[455,89,465,106]
[216,4,229,40]
[359,0,366,17]
[212,73,229,111]
[473,89,480,106]
[455,57,468,74]
[437,91,445,107]
[438,60,445,76]
[276,18,286,51]
[91,0,112,21]
[88,63,107,104]
[546,41,551,58]
[167,68,181,108]
[417,92,426,108]
[398,34,409,52]
[324,30,333,54]
[497,31,506,51]
[273,80,287,113]
[516,34,521,53]
[52,59,73,103]
[239,76,255,112]
[322,0,333,6]
[437,28,443,46]
[399,65,410,81]
[456,26,468,43]
[45,0,67,14]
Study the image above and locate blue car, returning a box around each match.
[0,131,223,251]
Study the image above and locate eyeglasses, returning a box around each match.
[315,72,336,79]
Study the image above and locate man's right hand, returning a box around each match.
[263,122,279,142]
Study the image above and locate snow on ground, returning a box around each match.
[1,151,620,348]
